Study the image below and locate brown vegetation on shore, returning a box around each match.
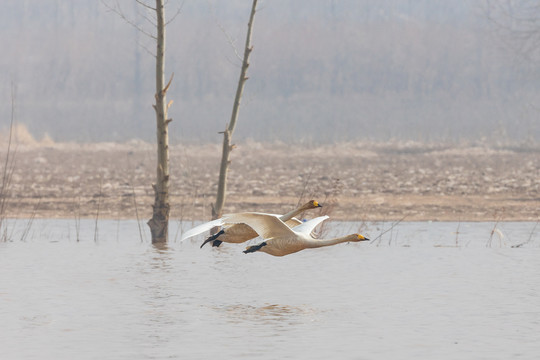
[2,133,539,222]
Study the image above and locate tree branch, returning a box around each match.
[162,72,175,95]
[135,0,156,11]
[166,1,185,26]
[101,0,157,40]
[217,23,243,62]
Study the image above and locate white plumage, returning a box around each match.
[180,200,322,248]
[221,212,369,257]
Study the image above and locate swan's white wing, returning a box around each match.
[222,212,295,239]
[292,215,329,236]
[180,218,224,241]
[181,208,309,242]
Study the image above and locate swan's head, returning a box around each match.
[354,234,370,242]
[305,200,322,209]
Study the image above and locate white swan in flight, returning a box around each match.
[220,212,369,257]
[180,200,322,248]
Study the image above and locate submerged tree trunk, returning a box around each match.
[148,0,172,243]
[212,0,258,220]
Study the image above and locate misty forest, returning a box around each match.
[2,0,539,143]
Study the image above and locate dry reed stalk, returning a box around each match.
[0,83,37,242]
[512,220,539,248]
[94,176,102,243]
[116,218,120,242]
[372,216,407,246]
[75,195,81,242]
[295,167,314,209]
[486,212,504,247]
[131,182,145,243]
[295,171,342,238]
[125,150,147,243]
[172,195,192,242]
[455,219,461,247]
[315,178,343,237]
[388,226,397,246]
[0,83,18,239]
[19,198,40,242]
[172,198,186,242]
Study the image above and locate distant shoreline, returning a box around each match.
[2,141,538,222]
[6,194,537,222]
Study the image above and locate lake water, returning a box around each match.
[1,220,539,359]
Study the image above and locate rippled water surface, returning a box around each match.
[1,220,539,359]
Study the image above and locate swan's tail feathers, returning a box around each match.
[243,241,267,254]
[200,229,225,248]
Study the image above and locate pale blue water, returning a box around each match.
[1,220,539,359]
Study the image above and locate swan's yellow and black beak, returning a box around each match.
[358,234,369,241]
[313,201,322,208]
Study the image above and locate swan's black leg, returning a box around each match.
[243,242,267,254]
[200,229,225,249]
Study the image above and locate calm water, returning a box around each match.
[1,220,539,360]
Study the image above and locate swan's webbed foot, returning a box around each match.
[211,240,223,247]
[200,229,225,249]
[243,242,267,254]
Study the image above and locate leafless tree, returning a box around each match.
[212,0,258,220]
[104,0,178,243]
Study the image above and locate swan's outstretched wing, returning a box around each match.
[222,212,295,239]
[180,218,224,242]
[292,215,329,236]
[181,213,304,242]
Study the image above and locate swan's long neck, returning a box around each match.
[279,205,308,222]
[304,234,358,249]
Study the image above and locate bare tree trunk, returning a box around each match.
[103,0,174,243]
[148,0,172,243]
[212,0,258,220]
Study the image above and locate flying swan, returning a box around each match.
[180,200,322,248]
[220,212,369,257]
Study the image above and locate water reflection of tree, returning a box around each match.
[152,242,172,268]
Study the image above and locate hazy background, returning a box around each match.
[1,0,539,144]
